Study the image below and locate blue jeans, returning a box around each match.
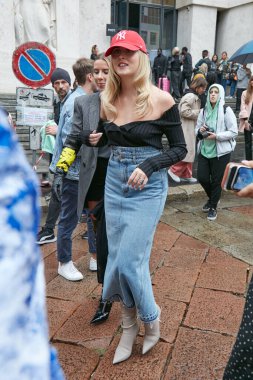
[227,79,237,97]
[221,78,227,94]
[102,146,168,322]
[86,212,96,254]
[57,178,79,263]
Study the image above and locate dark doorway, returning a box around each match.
[129,3,140,31]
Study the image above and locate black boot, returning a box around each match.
[90,299,112,324]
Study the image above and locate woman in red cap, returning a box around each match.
[88,30,187,364]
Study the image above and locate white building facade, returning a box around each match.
[0,0,252,94]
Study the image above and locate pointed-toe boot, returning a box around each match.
[113,305,139,364]
[142,305,161,355]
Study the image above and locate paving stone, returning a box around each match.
[174,233,209,250]
[221,241,253,266]
[164,327,235,380]
[162,207,251,248]
[154,223,181,250]
[72,223,85,237]
[47,298,79,339]
[184,288,245,336]
[46,256,97,301]
[149,247,167,274]
[228,205,253,216]
[54,298,121,350]
[41,242,57,259]
[215,209,253,230]
[44,252,58,284]
[54,342,99,380]
[140,294,186,344]
[72,234,89,252]
[152,266,199,303]
[163,246,207,270]
[92,336,172,380]
[197,248,248,294]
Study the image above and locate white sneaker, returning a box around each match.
[89,257,97,271]
[168,169,180,183]
[58,261,83,281]
[180,177,198,183]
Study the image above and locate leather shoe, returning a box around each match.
[90,299,112,324]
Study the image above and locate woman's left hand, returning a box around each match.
[128,168,148,190]
[206,132,216,140]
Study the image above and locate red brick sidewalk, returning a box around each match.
[42,221,249,380]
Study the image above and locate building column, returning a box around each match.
[0,2,17,93]
[176,4,217,66]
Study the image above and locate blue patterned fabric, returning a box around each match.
[0,113,64,380]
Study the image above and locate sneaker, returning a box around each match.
[202,201,211,213]
[89,257,97,271]
[168,169,180,183]
[180,177,198,183]
[82,231,88,240]
[207,208,217,221]
[37,228,57,245]
[58,261,83,281]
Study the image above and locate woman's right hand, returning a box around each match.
[199,125,207,132]
[88,130,103,146]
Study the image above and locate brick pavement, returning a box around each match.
[41,202,251,380]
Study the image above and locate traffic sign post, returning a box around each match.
[12,42,56,88]
[13,42,56,170]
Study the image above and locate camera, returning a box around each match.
[198,126,214,140]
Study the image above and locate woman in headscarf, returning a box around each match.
[195,84,238,221]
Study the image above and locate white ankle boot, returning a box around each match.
[142,305,161,355]
[113,306,139,364]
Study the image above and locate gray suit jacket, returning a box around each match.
[71,92,100,218]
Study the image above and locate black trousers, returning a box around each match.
[197,153,231,208]
[244,129,252,160]
[236,88,245,111]
[44,181,61,231]
[181,71,192,95]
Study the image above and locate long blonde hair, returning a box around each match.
[199,63,208,75]
[245,75,253,105]
[101,51,152,121]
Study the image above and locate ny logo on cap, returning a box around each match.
[116,31,127,41]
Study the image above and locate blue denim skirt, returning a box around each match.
[102,146,168,322]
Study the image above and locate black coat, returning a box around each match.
[91,199,108,284]
[153,54,167,78]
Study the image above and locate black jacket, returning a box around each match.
[153,54,167,77]
[195,57,211,72]
[182,52,192,73]
[168,55,181,71]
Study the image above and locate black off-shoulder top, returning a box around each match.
[70,104,187,177]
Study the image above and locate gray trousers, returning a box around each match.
[170,71,181,98]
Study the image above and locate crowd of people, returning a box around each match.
[1,31,253,378]
[152,46,252,108]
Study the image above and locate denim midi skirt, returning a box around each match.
[102,146,168,322]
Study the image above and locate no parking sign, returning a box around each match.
[12,42,56,88]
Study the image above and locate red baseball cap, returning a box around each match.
[105,30,147,57]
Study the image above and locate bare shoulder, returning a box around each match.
[151,85,175,114]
